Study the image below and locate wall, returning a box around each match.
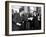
[0,0,46,37]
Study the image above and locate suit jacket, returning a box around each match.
[12,13,22,31]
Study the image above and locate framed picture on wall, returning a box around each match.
[5,1,45,36]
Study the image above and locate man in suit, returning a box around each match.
[12,11,22,31]
[33,11,40,30]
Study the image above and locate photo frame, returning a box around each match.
[5,1,45,36]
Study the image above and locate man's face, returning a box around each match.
[33,12,36,16]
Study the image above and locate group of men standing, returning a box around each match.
[12,7,41,31]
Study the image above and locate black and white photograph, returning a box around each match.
[12,5,41,31]
[5,1,45,36]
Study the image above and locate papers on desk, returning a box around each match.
[28,17,33,21]
[16,23,21,26]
